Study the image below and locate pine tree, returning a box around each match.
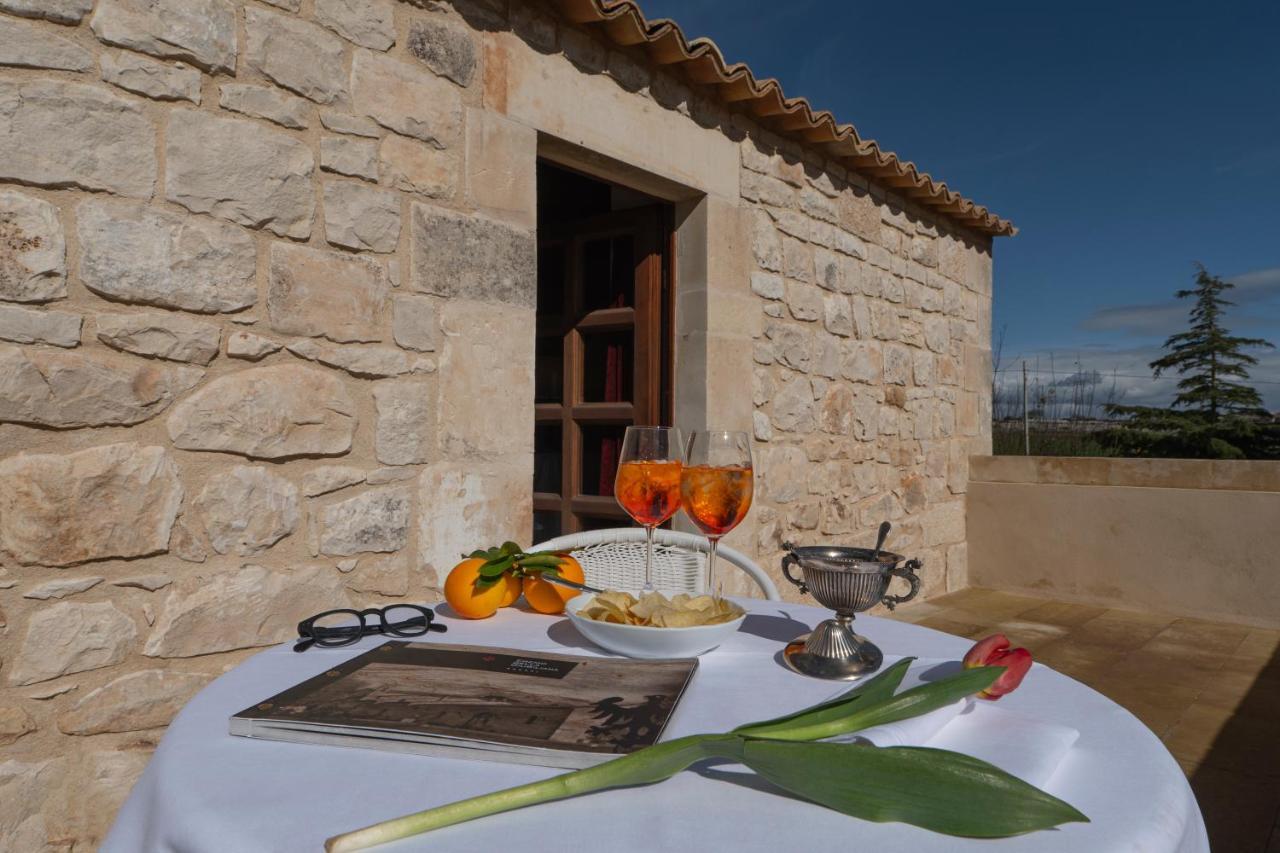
[1149,263,1274,420]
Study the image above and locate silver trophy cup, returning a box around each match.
[780,542,922,679]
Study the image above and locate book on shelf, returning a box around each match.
[230,641,698,769]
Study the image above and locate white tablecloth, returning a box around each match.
[104,599,1208,853]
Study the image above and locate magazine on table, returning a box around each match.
[230,641,698,769]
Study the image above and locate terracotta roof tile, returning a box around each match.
[550,0,1016,236]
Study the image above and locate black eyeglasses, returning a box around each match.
[293,605,446,652]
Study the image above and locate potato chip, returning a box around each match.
[577,589,745,627]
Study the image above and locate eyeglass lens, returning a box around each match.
[310,609,365,646]
[382,605,431,636]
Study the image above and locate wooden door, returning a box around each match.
[533,205,672,542]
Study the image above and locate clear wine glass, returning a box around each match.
[681,430,754,597]
[614,426,684,592]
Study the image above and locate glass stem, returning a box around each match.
[707,537,720,597]
[643,524,655,592]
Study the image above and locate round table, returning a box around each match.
[104,598,1207,853]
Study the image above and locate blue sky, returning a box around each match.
[639,0,1280,409]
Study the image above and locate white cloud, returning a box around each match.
[1079,265,1280,338]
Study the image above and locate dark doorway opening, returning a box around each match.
[533,160,675,543]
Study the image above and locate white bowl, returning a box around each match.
[564,592,746,659]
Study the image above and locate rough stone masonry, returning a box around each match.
[0,0,994,847]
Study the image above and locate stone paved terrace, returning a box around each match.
[890,588,1280,853]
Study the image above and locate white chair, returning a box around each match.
[530,527,781,600]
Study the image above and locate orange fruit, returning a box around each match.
[522,555,584,615]
[444,558,520,619]
[497,574,521,608]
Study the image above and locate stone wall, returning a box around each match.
[0,0,994,847]
[0,1,536,845]
[736,130,993,600]
[968,456,1280,628]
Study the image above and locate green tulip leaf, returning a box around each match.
[738,740,1088,837]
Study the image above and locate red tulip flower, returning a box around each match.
[963,634,1033,700]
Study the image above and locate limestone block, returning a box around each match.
[410,204,534,306]
[165,109,314,239]
[883,343,912,385]
[316,0,395,51]
[764,321,813,373]
[302,464,365,496]
[812,247,843,292]
[923,499,966,547]
[344,553,409,597]
[0,304,80,347]
[913,348,935,386]
[167,363,356,459]
[95,311,220,364]
[406,15,476,86]
[374,378,434,465]
[772,373,815,433]
[741,170,794,207]
[0,707,35,746]
[316,485,411,556]
[8,602,137,685]
[752,367,774,406]
[0,78,156,199]
[786,282,821,322]
[100,50,202,103]
[828,389,864,441]
[392,293,437,352]
[77,198,257,313]
[0,0,93,23]
[0,442,182,566]
[91,0,237,72]
[379,135,457,199]
[782,236,813,282]
[59,670,211,735]
[822,294,853,337]
[226,331,281,361]
[323,182,400,254]
[244,7,347,104]
[0,189,65,303]
[771,208,810,242]
[112,574,173,591]
[924,315,950,353]
[464,109,536,227]
[352,50,462,147]
[23,577,103,600]
[195,465,299,555]
[144,563,349,657]
[750,271,784,300]
[0,16,92,71]
[321,136,377,180]
[751,210,782,272]
[0,757,67,850]
[286,339,434,379]
[437,301,534,457]
[319,109,381,137]
[759,444,807,503]
[870,301,901,340]
[219,83,310,129]
[417,462,530,576]
[267,243,387,342]
[753,410,773,442]
[0,346,202,428]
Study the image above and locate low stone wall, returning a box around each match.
[967,456,1280,628]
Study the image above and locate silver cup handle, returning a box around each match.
[881,558,922,610]
[780,542,808,595]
